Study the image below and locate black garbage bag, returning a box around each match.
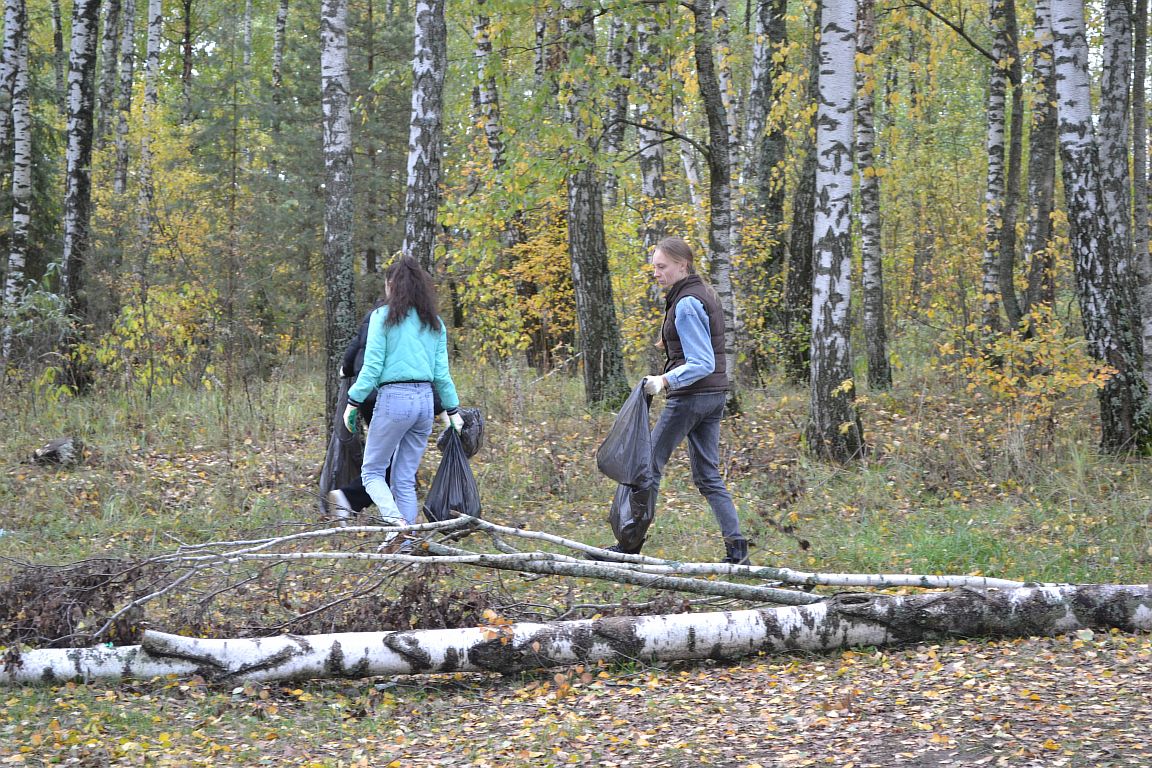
[435,406,485,458]
[608,482,655,552]
[318,378,364,515]
[595,382,652,487]
[423,427,482,522]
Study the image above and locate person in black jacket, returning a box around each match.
[325,308,379,518]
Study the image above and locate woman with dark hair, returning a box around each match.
[336,256,462,548]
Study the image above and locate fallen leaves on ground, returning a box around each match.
[1,631,1149,766]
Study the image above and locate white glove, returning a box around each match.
[643,376,666,396]
[440,411,464,432]
[343,403,359,433]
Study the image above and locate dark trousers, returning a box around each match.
[651,392,743,541]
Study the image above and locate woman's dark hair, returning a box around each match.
[384,255,440,330]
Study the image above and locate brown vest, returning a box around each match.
[661,274,728,395]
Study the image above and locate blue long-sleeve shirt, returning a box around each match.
[664,296,716,391]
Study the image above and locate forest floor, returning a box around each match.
[2,630,1150,766]
[3,363,1152,765]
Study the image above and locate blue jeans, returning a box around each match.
[361,383,434,524]
[651,392,743,541]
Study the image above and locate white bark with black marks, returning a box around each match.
[138,0,161,237]
[1051,0,1150,451]
[1133,0,1152,392]
[674,93,706,247]
[0,0,22,165]
[980,0,1010,335]
[95,0,121,148]
[6,585,1151,685]
[1022,0,1057,311]
[473,0,504,171]
[1,0,28,362]
[602,16,633,207]
[402,0,446,271]
[997,0,1024,328]
[51,0,66,111]
[272,0,289,116]
[807,0,863,460]
[634,17,666,249]
[712,0,741,268]
[855,0,890,390]
[60,0,103,319]
[321,0,357,423]
[112,0,135,196]
[745,0,786,268]
[1099,0,1133,280]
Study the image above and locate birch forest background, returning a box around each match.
[5,0,1152,762]
[3,0,1151,457]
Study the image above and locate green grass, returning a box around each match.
[2,354,1150,638]
[3,355,1152,768]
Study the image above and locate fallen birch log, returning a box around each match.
[3,584,1151,685]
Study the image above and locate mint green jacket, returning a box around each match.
[347,306,460,412]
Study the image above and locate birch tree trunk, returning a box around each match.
[561,0,627,405]
[713,0,741,266]
[179,0,192,123]
[602,17,632,208]
[60,0,103,325]
[1133,0,1152,391]
[998,0,1024,328]
[713,0,739,161]
[111,0,134,196]
[51,0,66,112]
[1098,0,1142,373]
[782,38,819,384]
[473,0,505,172]
[0,0,21,169]
[635,17,667,250]
[7,585,1152,685]
[1100,0,1133,281]
[979,0,1010,336]
[1051,0,1151,452]
[743,0,788,379]
[855,0,891,390]
[692,0,739,394]
[674,93,706,241]
[1135,0,1149,280]
[95,0,120,148]
[745,0,786,267]
[807,0,863,461]
[362,0,382,275]
[321,0,357,424]
[272,0,288,133]
[1,0,28,363]
[138,0,160,236]
[401,0,446,271]
[1022,0,1057,313]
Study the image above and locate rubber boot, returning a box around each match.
[587,543,643,561]
[723,537,750,565]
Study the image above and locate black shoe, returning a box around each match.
[587,544,642,561]
[723,537,750,565]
